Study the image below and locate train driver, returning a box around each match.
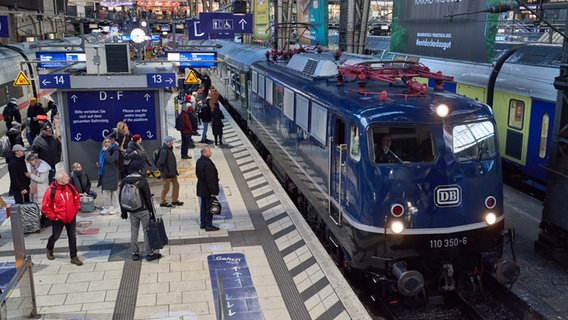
[375,133,397,163]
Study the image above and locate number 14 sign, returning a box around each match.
[39,74,71,89]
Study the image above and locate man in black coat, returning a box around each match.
[195,146,219,231]
[8,144,30,204]
[32,122,61,169]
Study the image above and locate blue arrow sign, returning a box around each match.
[233,14,253,33]
[67,90,157,142]
[39,74,71,89]
[146,73,176,88]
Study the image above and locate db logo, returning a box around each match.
[434,185,461,207]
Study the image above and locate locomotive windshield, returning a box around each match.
[372,126,434,164]
[452,121,497,161]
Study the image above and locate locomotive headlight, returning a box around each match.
[390,220,405,234]
[435,104,449,117]
[485,212,497,225]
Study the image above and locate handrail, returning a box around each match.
[0,255,37,319]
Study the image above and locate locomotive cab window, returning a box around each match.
[350,124,361,161]
[372,126,434,164]
[453,121,497,162]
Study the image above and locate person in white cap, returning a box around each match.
[8,144,30,204]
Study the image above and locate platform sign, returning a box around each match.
[199,12,253,35]
[0,16,9,38]
[167,51,217,68]
[146,73,176,88]
[187,19,207,40]
[199,12,234,34]
[39,74,71,89]
[67,90,157,142]
[13,71,31,86]
[207,253,262,319]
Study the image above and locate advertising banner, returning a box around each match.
[297,0,328,46]
[253,0,270,40]
[391,0,499,63]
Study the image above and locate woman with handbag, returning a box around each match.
[26,153,52,206]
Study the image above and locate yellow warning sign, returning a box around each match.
[184,71,199,85]
[13,71,31,86]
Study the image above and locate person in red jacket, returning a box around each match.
[42,170,83,266]
[179,103,193,159]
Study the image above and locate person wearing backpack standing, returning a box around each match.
[179,103,193,159]
[199,97,212,144]
[156,136,183,208]
[97,137,121,215]
[42,170,83,266]
[3,98,21,130]
[119,159,162,261]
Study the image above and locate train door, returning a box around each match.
[526,98,555,187]
[329,116,347,225]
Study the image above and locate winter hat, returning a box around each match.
[9,98,16,103]
[30,97,37,103]
[42,122,53,131]
[11,144,26,152]
[128,159,143,174]
[11,121,21,130]
[163,136,175,144]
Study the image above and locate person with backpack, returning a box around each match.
[178,103,193,159]
[7,121,23,149]
[199,97,212,144]
[119,159,162,262]
[125,134,155,174]
[3,97,21,130]
[42,170,83,266]
[155,136,183,208]
[97,137,121,215]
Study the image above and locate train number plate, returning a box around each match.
[429,237,468,249]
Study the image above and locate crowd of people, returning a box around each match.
[2,79,224,264]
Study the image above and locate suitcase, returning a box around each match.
[18,203,41,234]
[80,196,96,213]
[146,217,168,251]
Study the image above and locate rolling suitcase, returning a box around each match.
[18,203,41,234]
[146,217,167,250]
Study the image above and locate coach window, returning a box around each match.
[251,71,257,94]
[539,113,549,158]
[274,83,284,109]
[349,124,360,161]
[453,121,497,162]
[258,74,265,99]
[508,99,524,130]
[266,78,273,105]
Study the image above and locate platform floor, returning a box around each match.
[0,103,370,320]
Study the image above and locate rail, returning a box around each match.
[0,255,37,319]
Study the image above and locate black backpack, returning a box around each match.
[175,113,185,131]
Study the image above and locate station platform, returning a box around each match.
[0,104,370,319]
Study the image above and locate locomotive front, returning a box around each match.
[337,62,519,298]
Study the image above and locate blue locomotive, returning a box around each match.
[200,41,519,300]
